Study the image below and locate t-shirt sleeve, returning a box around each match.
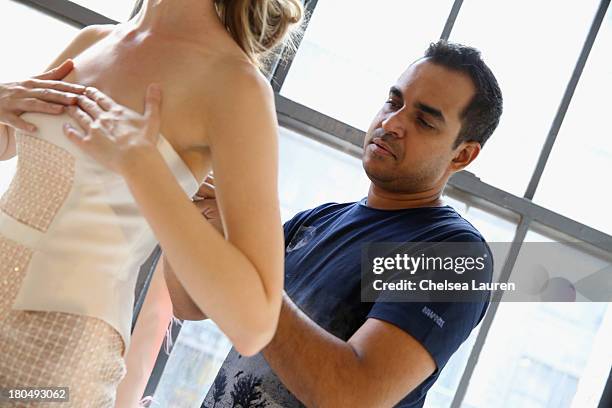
[366,301,485,373]
[366,231,492,372]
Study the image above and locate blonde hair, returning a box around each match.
[214,0,304,70]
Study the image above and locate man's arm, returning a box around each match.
[261,293,436,407]
[163,254,208,321]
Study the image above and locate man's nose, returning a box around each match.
[381,111,404,138]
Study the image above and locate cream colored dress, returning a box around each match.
[0,112,199,407]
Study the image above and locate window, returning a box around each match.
[3,1,611,406]
[461,300,611,408]
[281,0,455,130]
[0,1,79,81]
[448,0,601,196]
[69,0,135,22]
[460,228,612,408]
[534,7,612,235]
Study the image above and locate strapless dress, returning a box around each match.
[0,112,199,407]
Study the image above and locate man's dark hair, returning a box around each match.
[424,40,503,148]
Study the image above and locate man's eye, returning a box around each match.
[418,117,435,130]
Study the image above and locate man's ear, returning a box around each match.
[450,141,481,172]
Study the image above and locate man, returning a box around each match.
[165,39,503,407]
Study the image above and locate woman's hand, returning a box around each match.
[0,59,84,132]
[62,84,163,174]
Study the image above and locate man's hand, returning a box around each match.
[0,59,85,132]
[193,174,224,235]
[161,174,221,322]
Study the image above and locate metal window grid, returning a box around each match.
[10,0,612,405]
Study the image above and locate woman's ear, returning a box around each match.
[450,141,481,172]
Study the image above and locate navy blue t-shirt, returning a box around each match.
[202,200,492,408]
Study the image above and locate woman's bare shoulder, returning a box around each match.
[166,56,273,148]
[46,24,117,70]
[189,57,273,109]
[77,23,116,41]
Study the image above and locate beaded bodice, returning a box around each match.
[0,112,199,349]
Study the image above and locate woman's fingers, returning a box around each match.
[144,84,162,120]
[24,79,85,95]
[33,59,74,81]
[15,98,64,115]
[63,122,96,153]
[62,122,85,140]
[143,84,162,140]
[25,88,80,106]
[4,113,37,133]
[76,94,104,119]
[84,87,115,111]
[65,105,94,131]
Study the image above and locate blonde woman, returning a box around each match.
[0,0,303,406]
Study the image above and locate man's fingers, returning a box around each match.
[204,174,215,186]
[196,181,216,199]
[4,113,37,133]
[15,98,65,115]
[65,105,93,131]
[25,88,80,105]
[84,87,115,111]
[194,198,218,215]
[34,59,74,81]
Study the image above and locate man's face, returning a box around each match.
[363,59,476,193]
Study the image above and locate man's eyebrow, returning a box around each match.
[415,102,446,124]
[389,86,403,100]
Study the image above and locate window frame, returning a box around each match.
[11,0,612,406]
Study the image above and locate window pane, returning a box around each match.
[534,7,612,235]
[281,0,455,130]
[150,320,233,407]
[70,0,136,22]
[278,127,370,218]
[424,201,517,408]
[0,1,79,81]
[0,0,79,194]
[448,0,600,196]
[460,228,612,408]
[425,327,481,408]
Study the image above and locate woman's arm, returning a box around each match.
[165,177,220,321]
[114,260,174,408]
[63,70,284,356]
